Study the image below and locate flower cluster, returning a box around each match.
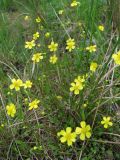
[9,79,33,91]
[57,117,113,146]
[4,1,117,154]
[57,121,91,146]
[70,76,85,95]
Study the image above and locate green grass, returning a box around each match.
[0,0,120,159]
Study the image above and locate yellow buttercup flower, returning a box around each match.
[71,1,80,7]
[6,103,16,117]
[75,121,91,141]
[70,82,83,95]
[57,127,76,146]
[24,15,30,21]
[70,76,85,95]
[32,53,43,63]
[49,54,58,64]
[1,124,4,127]
[45,32,50,38]
[56,95,63,100]
[28,99,40,110]
[101,117,113,128]
[25,40,35,49]
[112,51,120,65]
[33,146,38,150]
[48,41,58,52]
[33,32,39,40]
[23,80,32,89]
[58,10,64,15]
[66,38,75,52]
[90,62,98,72]
[82,103,87,108]
[36,16,41,23]
[98,25,104,31]
[10,79,23,91]
[86,45,97,52]
[74,76,85,83]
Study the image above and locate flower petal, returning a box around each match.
[86,132,91,138]
[60,137,66,143]
[86,125,91,131]
[104,124,108,128]
[67,140,72,146]
[66,127,72,133]
[75,127,81,134]
[108,122,113,126]
[80,121,86,128]
[80,133,85,141]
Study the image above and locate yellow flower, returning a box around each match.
[86,45,97,52]
[33,146,38,150]
[58,10,64,15]
[10,79,23,91]
[66,38,75,52]
[82,103,87,108]
[25,40,35,49]
[58,127,76,146]
[98,25,104,31]
[101,117,113,128]
[70,82,83,95]
[23,80,32,89]
[32,53,43,63]
[112,51,120,65]
[45,32,50,38]
[1,124,4,127]
[33,32,39,40]
[48,41,58,52]
[56,95,63,100]
[7,92,13,95]
[6,103,16,117]
[28,99,40,110]
[90,62,98,72]
[71,1,80,7]
[49,54,58,64]
[75,121,91,141]
[24,15,30,21]
[36,16,41,23]
[74,76,85,83]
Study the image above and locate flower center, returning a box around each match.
[65,133,72,140]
